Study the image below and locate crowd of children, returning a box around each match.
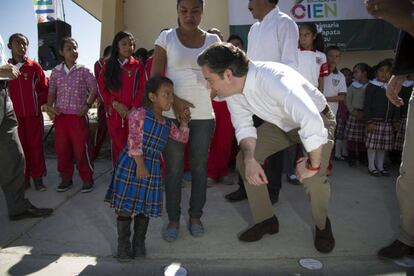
[3,18,412,261]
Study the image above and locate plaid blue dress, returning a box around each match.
[105,108,172,217]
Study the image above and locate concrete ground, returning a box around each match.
[0,116,413,275]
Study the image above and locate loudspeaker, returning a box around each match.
[38,20,71,70]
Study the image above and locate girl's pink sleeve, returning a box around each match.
[127,107,146,156]
[169,122,189,143]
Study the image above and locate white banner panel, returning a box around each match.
[228,0,374,25]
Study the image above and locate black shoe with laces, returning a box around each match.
[9,204,53,221]
[81,181,94,193]
[378,240,414,260]
[225,187,247,202]
[56,180,73,192]
[34,178,47,192]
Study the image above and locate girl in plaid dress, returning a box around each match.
[345,63,372,167]
[105,76,189,261]
[364,59,397,177]
[394,79,414,151]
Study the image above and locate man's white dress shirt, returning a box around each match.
[247,6,299,68]
[226,61,328,152]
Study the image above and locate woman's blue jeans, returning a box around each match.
[163,119,215,222]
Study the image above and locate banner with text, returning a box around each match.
[228,0,399,51]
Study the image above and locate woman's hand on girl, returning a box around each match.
[173,96,194,122]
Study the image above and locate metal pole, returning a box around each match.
[61,0,66,22]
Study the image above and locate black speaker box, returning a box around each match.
[38,20,71,70]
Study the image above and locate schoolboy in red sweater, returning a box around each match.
[7,33,48,191]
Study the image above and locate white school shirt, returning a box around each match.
[155,29,220,120]
[323,70,347,115]
[297,49,329,87]
[247,6,299,69]
[226,61,328,153]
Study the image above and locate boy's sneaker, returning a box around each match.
[81,182,94,193]
[34,178,47,192]
[56,180,73,192]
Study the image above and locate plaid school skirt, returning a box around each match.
[365,120,394,151]
[105,149,163,217]
[335,111,347,140]
[345,114,365,143]
[394,118,407,151]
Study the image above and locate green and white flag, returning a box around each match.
[33,0,64,23]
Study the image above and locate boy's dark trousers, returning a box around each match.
[0,86,31,217]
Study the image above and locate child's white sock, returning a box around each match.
[367,149,376,171]
[375,150,386,171]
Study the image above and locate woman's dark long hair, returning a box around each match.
[300,23,325,52]
[105,31,135,91]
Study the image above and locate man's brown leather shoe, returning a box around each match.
[314,217,335,253]
[239,215,279,242]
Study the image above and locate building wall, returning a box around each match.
[123,0,229,50]
[100,0,125,53]
[340,50,395,71]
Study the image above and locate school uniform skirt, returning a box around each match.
[345,114,365,143]
[105,148,163,217]
[394,117,407,151]
[365,120,394,151]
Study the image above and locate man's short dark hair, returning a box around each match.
[269,0,279,4]
[197,42,249,78]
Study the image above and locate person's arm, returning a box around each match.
[365,0,414,36]
[325,94,345,102]
[150,45,194,122]
[45,70,60,119]
[150,45,167,78]
[239,137,268,186]
[226,97,267,185]
[318,76,324,93]
[128,108,149,178]
[35,63,49,107]
[318,56,329,92]
[169,120,189,143]
[0,64,20,79]
[278,19,299,69]
[79,69,98,117]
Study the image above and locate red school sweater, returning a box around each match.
[8,58,48,117]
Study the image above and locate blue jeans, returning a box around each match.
[164,119,215,222]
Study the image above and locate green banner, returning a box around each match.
[230,19,399,52]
